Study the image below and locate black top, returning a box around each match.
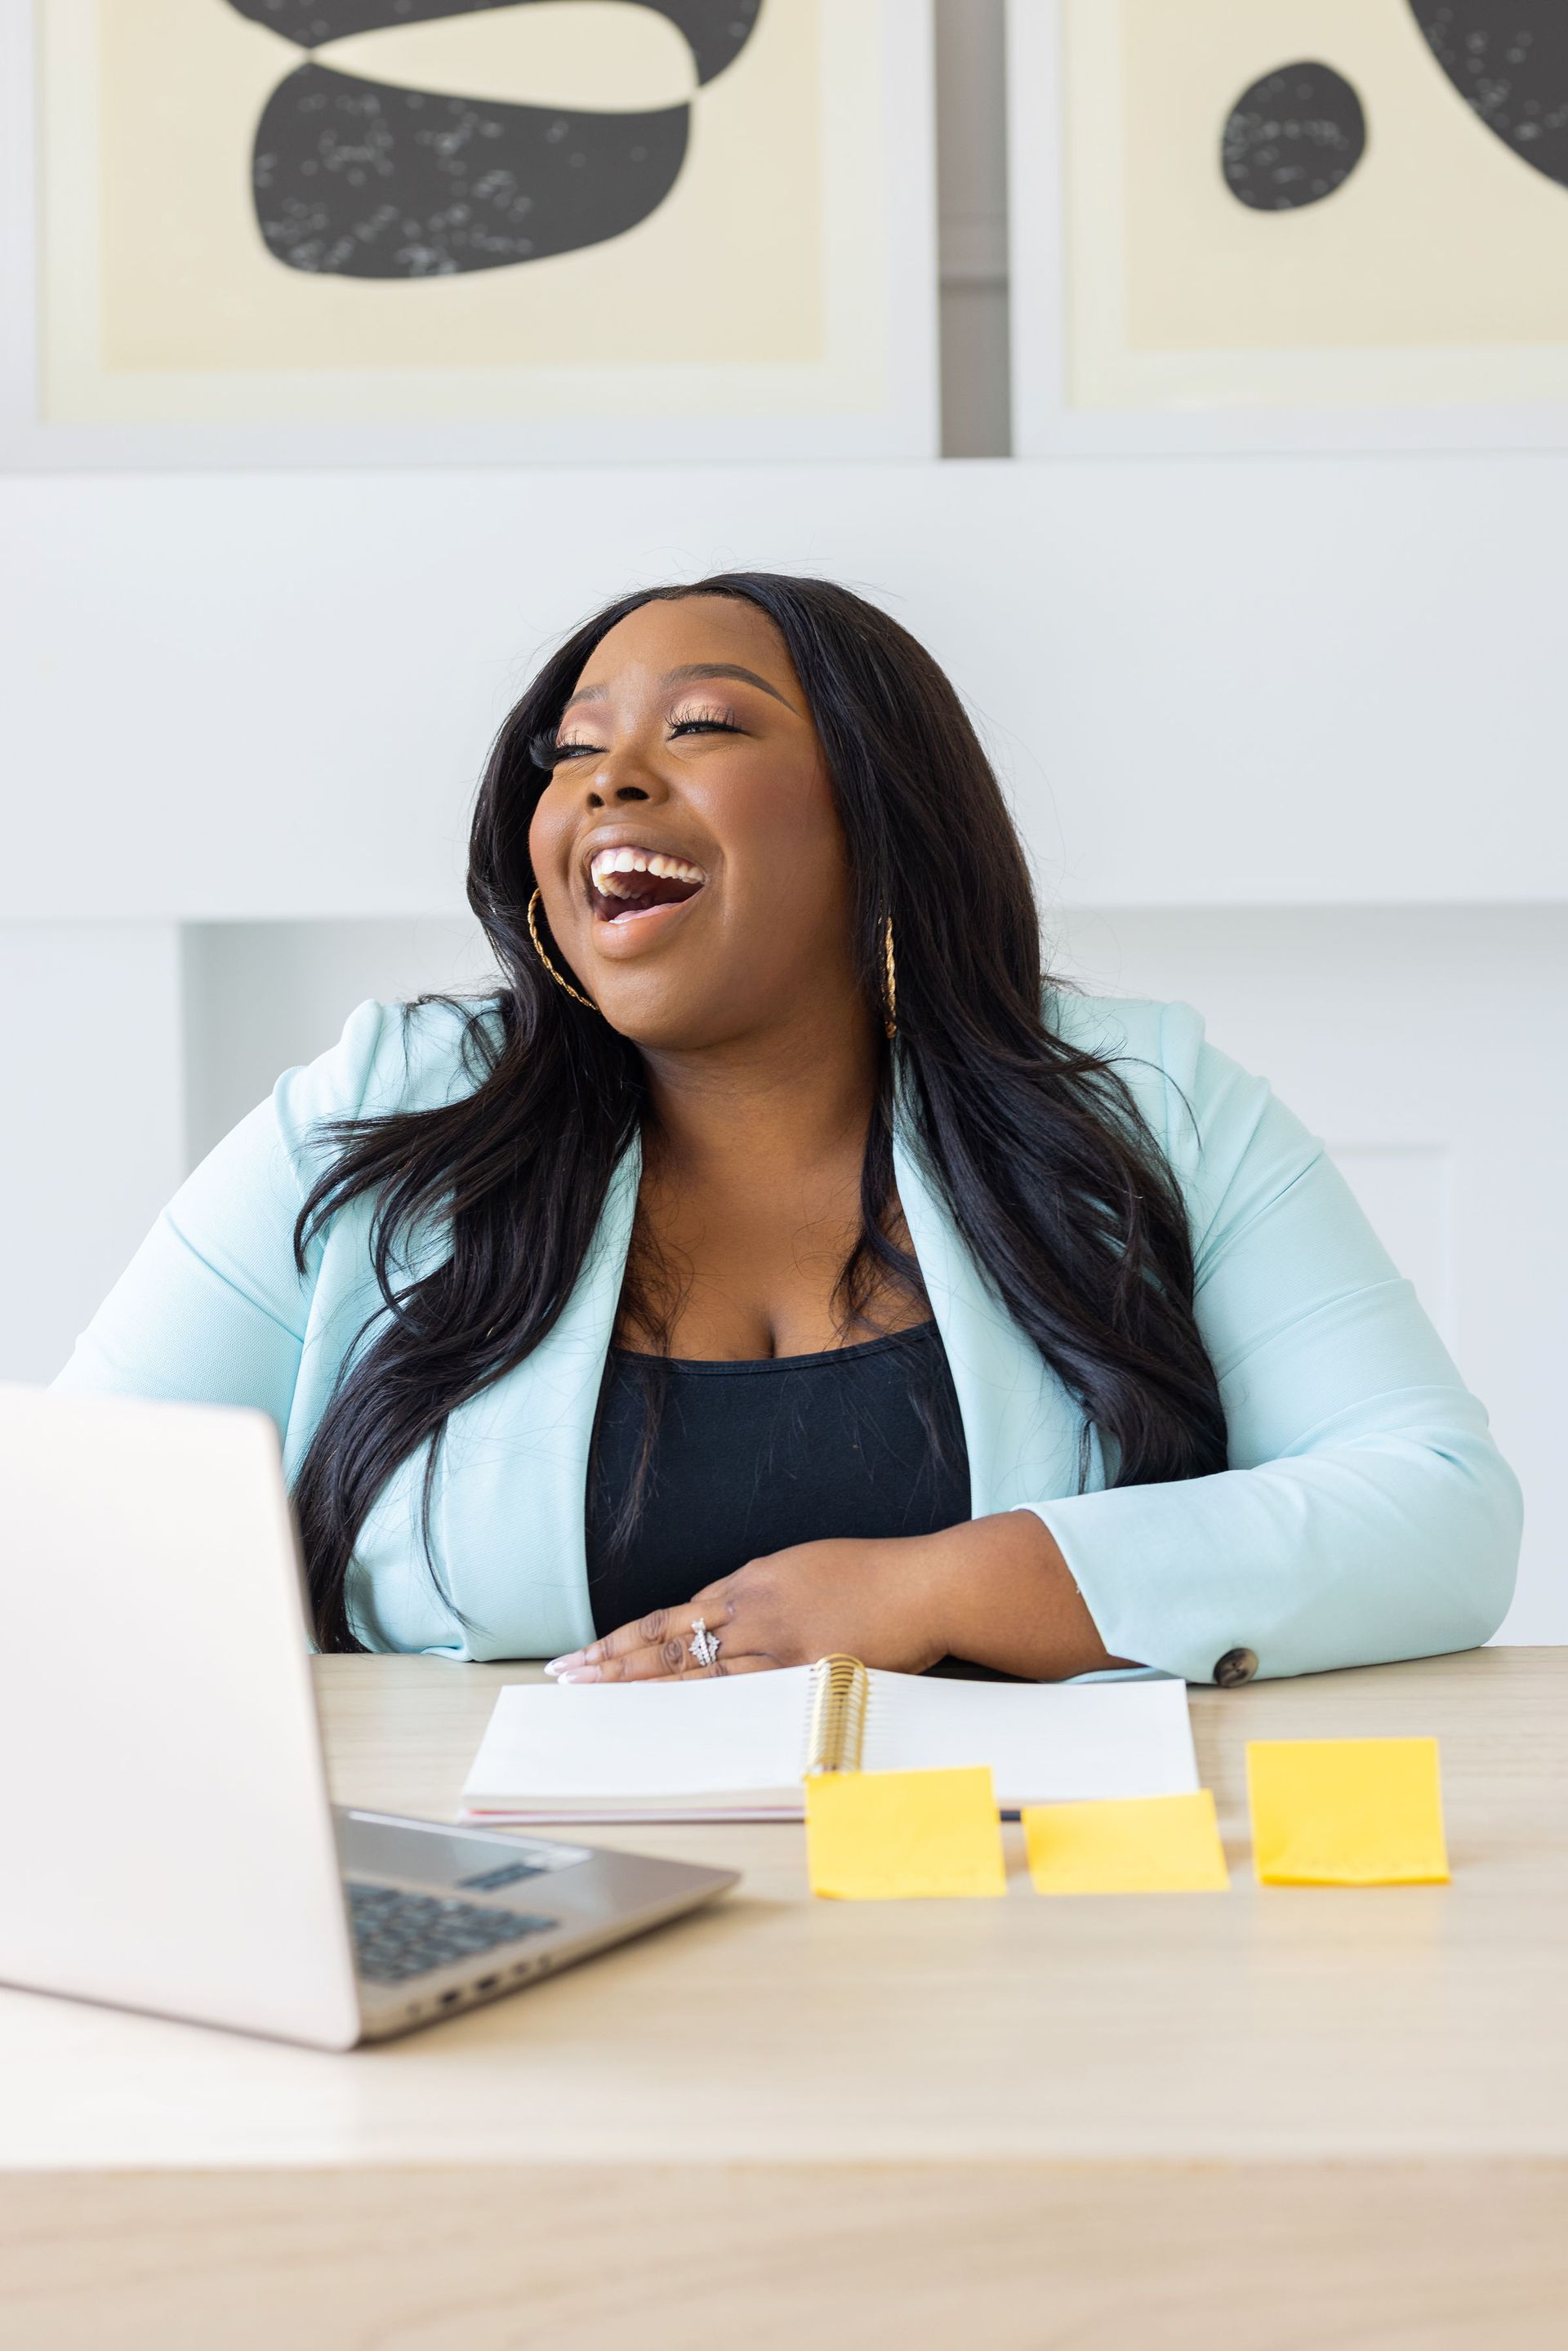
[585,1320,973,1638]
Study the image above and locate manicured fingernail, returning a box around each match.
[559,1667,600,1684]
[545,1654,582,1675]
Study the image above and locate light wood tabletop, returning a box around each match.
[3,1647,1566,2349]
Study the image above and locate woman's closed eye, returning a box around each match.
[531,705,744,769]
[668,704,742,741]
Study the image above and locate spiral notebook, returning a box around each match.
[460,1660,1199,1823]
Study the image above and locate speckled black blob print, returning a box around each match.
[224,0,763,87]
[1220,61,1367,211]
[254,64,688,276]
[1408,3,1568,190]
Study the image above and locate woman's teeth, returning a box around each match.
[589,846,707,900]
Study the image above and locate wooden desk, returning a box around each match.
[3,1650,1566,2349]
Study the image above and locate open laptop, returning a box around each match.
[0,1384,736,2050]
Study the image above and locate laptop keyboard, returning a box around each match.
[348,1881,559,1986]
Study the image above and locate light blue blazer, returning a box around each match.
[54,992,1521,1679]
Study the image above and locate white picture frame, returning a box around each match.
[1008,0,1568,457]
[0,0,938,469]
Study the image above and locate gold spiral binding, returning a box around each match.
[804,1654,870,1776]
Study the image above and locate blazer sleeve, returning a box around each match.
[50,999,401,1432]
[1031,1000,1523,1683]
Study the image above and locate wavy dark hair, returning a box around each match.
[290,573,1227,1651]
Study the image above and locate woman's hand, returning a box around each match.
[546,1534,952,1682]
[546,1512,1129,1683]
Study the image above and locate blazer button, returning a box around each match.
[1213,1647,1258,1689]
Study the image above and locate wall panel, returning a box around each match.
[4,456,1567,924]
[1,923,185,1383]
[183,918,493,1166]
[1056,905,1564,1643]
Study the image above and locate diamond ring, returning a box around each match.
[688,1618,721,1668]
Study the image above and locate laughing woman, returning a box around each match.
[56,575,1520,1681]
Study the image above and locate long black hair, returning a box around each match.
[290,574,1227,1651]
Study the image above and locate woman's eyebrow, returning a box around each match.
[559,661,800,718]
[660,661,799,710]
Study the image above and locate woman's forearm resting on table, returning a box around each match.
[919,1510,1132,1680]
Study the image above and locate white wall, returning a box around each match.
[1057,906,1565,1644]
[2,926,185,1382]
[182,919,497,1164]
[5,0,1561,1641]
[5,458,1567,924]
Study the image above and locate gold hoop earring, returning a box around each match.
[527,888,596,1013]
[880,914,898,1040]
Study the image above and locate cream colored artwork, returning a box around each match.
[37,0,932,451]
[1061,0,1568,411]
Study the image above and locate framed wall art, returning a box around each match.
[1,0,938,466]
[1009,0,1568,453]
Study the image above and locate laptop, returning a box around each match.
[0,1384,736,2049]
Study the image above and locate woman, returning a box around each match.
[56,574,1521,1681]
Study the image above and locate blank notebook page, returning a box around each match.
[467,1668,814,1803]
[865,1675,1198,1802]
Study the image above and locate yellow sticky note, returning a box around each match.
[804,1766,1007,1899]
[1246,1738,1450,1886]
[1022,1790,1230,1895]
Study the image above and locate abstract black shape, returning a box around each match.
[253,61,688,275]
[1221,61,1367,210]
[1407,3,1568,190]
[224,0,763,86]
